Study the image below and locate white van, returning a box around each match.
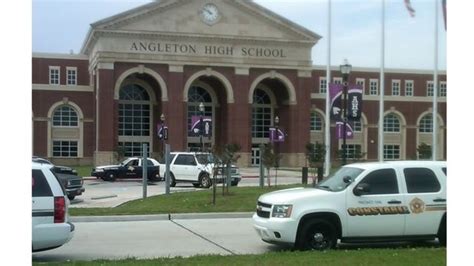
[32,162,75,252]
[253,161,446,250]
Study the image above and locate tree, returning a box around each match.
[417,142,432,159]
[261,144,281,187]
[210,143,241,196]
[305,142,326,185]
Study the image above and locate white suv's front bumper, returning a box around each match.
[252,213,298,246]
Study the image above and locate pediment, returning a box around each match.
[83,0,320,53]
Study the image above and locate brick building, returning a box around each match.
[32,0,446,167]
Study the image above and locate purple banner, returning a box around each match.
[347,85,363,120]
[157,124,169,140]
[190,116,212,137]
[336,121,354,139]
[269,127,285,143]
[329,83,343,121]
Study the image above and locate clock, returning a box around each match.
[200,3,220,25]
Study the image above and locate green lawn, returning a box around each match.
[70,184,300,216]
[72,165,94,177]
[33,248,446,266]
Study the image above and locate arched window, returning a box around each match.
[118,84,151,137]
[310,112,323,131]
[252,89,272,138]
[187,86,213,138]
[353,120,362,132]
[52,105,78,127]
[419,114,433,133]
[384,113,400,132]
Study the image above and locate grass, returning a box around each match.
[70,184,300,216]
[73,165,94,177]
[32,248,446,265]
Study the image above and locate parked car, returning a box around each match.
[253,161,447,250]
[159,152,241,188]
[32,162,75,252]
[91,157,162,182]
[32,157,85,200]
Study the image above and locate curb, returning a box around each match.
[70,212,254,223]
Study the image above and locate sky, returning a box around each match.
[32,0,447,71]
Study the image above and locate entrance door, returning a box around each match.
[251,146,260,166]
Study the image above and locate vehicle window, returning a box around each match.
[317,167,364,192]
[32,169,53,197]
[442,167,447,175]
[174,155,196,166]
[126,159,138,167]
[404,167,441,193]
[146,159,154,166]
[158,154,176,164]
[357,168,398,195]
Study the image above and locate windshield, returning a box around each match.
[317,167,364,192]
[196,154,215,164]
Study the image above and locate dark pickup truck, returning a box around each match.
[91,157,162,182]
[32,156,85,200]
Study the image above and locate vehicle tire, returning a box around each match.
[231,181,239,186]
[67,195,75,201]
[170,173,176,187]
[296,219,337,251]
[438,215,447,246]
[104,172,116,182]
[200,173,212,188]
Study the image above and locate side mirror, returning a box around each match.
[353,183,370,196]
[343,176,353,184]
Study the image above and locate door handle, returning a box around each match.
[433,198,446,202]
[388,200,402,204]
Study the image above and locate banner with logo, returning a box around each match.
[157,124,169,140]
[347,85,363,120]
[190,116,212,137]
[336,121,354,140]
[269,127,285,143]
[329,83,343,121]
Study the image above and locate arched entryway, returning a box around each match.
[114,70,164,158]
[183,69,233,151]
[249,72,296,166]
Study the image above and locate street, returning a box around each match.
[32,217,287,262]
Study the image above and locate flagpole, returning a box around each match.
[324,0,332,177]
[378,0,385,162]
[432,0,439,160]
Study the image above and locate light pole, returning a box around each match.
[340,59,352,165]
[274,115,280,186]
[160,113,165,156]
[199,102,204,152]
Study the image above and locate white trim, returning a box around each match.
[333,77,342,84]
[426,80,434,97]
[369,79,379,96]
[32,84,93,92]
[439,81,447,97]
[49,66,60,85]
[66,67,78,86]
[297,70,312,78]
[183,68,234,103]
[319,76,327,94]
[311,65,446,75]
[235,68,249,75]
[391,79,401,96]
[33,52,88,60]
[97,62,114,70]
[47,101,84,158]
[114,66,168,101]
[248,71,297,105]
[356,78,365,92]
[404,80,414,96]
[169,65,184,73]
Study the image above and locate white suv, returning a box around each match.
[253,161,447,250]
[32,162,74,252]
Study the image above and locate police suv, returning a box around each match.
[253,161,446,250]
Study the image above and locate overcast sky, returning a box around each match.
[32,0,447,70]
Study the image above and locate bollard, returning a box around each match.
[302,167,308,185]
[317,167,324,183]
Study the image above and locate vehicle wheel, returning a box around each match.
[296,219,337,251]
[170,173,176,187]
[200,174,212,188]
[438,216,447,246]
[231,181,239,186]
[67,195,75,201]
[105,172,116,182]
